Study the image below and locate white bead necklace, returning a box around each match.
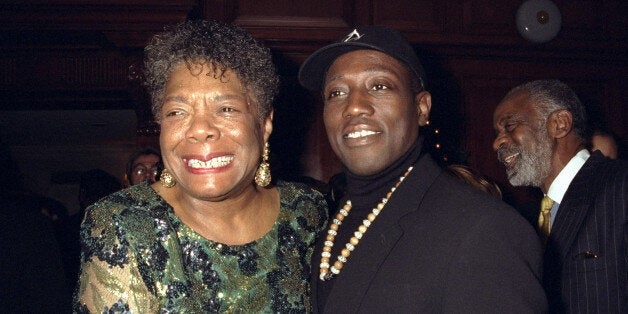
[319,166,414,281]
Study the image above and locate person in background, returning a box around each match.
[124,147,162,186]
[0,140,71,311]
[74,19,327,313]
[60,169,122,292]
[589,130,619,159]
[493,79,627,312]
[299,25,546,312]
[446,164,503,199]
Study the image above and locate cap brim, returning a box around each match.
[298,41,386,91]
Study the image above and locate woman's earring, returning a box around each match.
[255,142,271,187]
[160,169,176,188]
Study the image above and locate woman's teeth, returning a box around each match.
[187,156,234,168]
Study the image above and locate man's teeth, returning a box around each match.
[187,156,234,169]
[346,130,379,139]
[503,153,518,164]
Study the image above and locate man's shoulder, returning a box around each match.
[577,152,627,186]
[436,172,510,207]
[583,151,627,172]
[419,172,519,225]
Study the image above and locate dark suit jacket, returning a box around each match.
[544,151,627,313]
[312,154,547,313]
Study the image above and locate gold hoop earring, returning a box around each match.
[255,142,271,187]
[160,169,176,188]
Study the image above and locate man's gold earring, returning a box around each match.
[255,142,271,187]
[160,169,176,188]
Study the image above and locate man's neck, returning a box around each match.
[541,138,585,193]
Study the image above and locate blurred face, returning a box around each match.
[493,92,552,187]
[323,50,430,176]
[130,154,160,185]
[591,133,618,159]
[159,62,272,201]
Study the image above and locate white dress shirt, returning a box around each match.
[546,149,590,227]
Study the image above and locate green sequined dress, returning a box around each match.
[73,181,327,313]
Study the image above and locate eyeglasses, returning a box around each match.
[132,165,159,179]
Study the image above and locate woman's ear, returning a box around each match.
[416,91,432,126]
[263,110,274,142]
[548,109,572,139]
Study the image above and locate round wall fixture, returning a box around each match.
[516,0,562,43]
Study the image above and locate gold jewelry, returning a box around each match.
[255,142,271,187]
[538,195,553,245]
[159,169,176,188]
[319,165,414,281]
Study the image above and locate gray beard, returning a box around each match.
[506,131,552,187]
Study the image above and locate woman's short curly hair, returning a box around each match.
[143,19,279,122]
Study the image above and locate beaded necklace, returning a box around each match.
[319,166,414,281]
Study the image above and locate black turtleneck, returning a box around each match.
[316,137,425,308]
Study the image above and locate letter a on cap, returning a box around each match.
[343,29,363,42]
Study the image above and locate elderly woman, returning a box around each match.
[74,20,327,312]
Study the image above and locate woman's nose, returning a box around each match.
[186,113,220,142]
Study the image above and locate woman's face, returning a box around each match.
[159,62,272,201]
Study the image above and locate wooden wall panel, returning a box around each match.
[0,0,626,205]
[373,0,444,33]
[235,0,349,27]
[202,0,363,43]
[0,1,194,47]
[461,0,518,36]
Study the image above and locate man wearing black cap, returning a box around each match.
[299,26,547,312]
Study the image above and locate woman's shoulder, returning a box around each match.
[83,183,169,241]
[277,180,329,231]
[87,183,163,216]
[81,183,172,266]
[277,180,326,206]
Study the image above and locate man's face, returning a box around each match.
[322,50,430,176]
[591,133,618,159]
[493,92,552,187]
[130,154,161,185]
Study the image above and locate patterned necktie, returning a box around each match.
[538,196,554,244]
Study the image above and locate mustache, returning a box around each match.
[497,145,521,162]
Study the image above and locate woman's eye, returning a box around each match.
[220,107,237,113]
[165,109,184,117]
[505,123,517,132]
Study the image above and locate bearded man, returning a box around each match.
[493,79,627,313]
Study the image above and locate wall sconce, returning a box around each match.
[516,0,562,43]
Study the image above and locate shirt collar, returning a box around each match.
[546,149,590,204]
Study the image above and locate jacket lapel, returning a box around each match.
[549,153,603,260]
[323,154,442,311]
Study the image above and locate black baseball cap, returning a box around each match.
[298,25,426,91]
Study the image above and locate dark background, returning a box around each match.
[1,0,626,213]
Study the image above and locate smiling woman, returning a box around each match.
[73,20,328,313]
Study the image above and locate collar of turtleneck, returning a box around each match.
[343,136,425,211]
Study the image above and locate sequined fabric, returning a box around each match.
[73,181,327,313]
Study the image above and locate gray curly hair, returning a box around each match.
[143,19,279,122]
[504,79,589,142]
